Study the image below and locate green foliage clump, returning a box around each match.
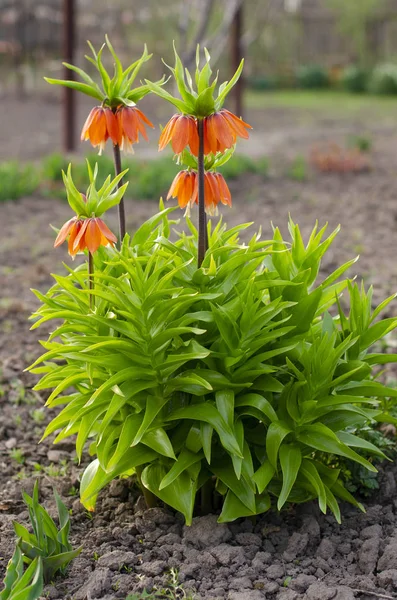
[220,155,269,179]
[348,134,372,153]
[0,548,42,600]
[336,425,397,498]
[296,65,330,90]
[42,153,70,182]
[341,66,369,93]
[287,156,308,181]
[125,568,195,599]
[368,64,397,95]
[13,481,82,583]
[0,162,39,202]
[29,210,397,525]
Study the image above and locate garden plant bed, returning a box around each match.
[3,83,397,599]
[2,140,397,598]
[2,460,397,600]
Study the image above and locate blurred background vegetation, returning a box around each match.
[3,0,397,182]
[2,0,397,97]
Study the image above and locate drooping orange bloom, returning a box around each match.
[167,170,197,209]
[203,109,252,155]
[203,172,232,215]
[54,216,117,258]
[159,114,199,155]
[213,172,232,207]
[81,106,121,153]
[117,106,154,153]
[167,170,231,216]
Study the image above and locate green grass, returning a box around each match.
[0,162,39,201]
[245,89,397,116]
[41,152,269,202]
[286,156,308,181]
[0,152,269,204]
[125,568,196,599]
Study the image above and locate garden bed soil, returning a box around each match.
[2,130,397,598]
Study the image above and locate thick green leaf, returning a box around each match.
[44,78,103,100]
[141,428,176,459]
[212,459,256,513]
[159,449,203,490]
[296,424,377,472]
[215,390,235,427]
[142,463,199,525]
[218,490,271,523]
[278,445,302,509]
[360,318,397,350]
[300,459,327,514]
[216,58,244,107]
[43,548,82,576]
[325,486,341,523]
[339,381,397,398]
[336,431,386,459]
[266,421,293,469]
[331,481,365,512]
[235,394,277,423]
[252,460,275,494]
[200,422,213,464]
[106,414,142,470]
[5,556,43,600]
[167,403,242,457]
[132,396,168,446]
[80,447,158,510]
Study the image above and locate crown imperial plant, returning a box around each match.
[28,40,397,525]
[46,37,159,239]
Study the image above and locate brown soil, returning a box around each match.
[2,98,397,599]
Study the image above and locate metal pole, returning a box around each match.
[231,4,244,119]
[63,0,76,152]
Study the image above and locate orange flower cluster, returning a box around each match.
[159,115,199,155]
[54,216,117,258]
[167,170,231,216]
[160,109,251,215]
[310,144,370,174]
[159,109,251,156]
[81,106,154,153]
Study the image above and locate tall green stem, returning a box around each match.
[197,118,207,267]
[88,252,94,310]
[112,143,126,243]
[200,478,213,514]
[135,465,158,508]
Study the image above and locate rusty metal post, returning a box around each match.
[231,4,244,119]
[63,0,76,152]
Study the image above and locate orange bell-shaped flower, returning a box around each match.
[167,170,231,216]
[54,216,117,258]
[159,114,199,155]
[81,106,121,153]
[117,106,154,153]
[203,109,252,155]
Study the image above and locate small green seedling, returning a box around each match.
[9,449,25,465]
[0,546,43,600]
[13,481,82,583]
